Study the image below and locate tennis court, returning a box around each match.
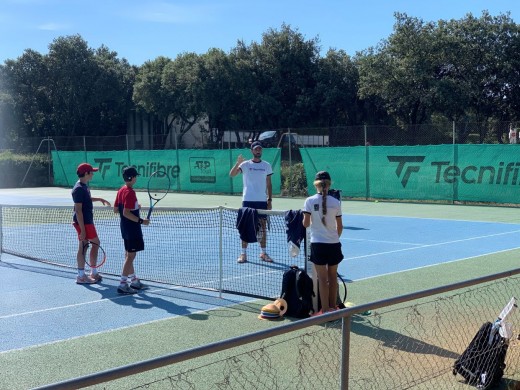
[2,187,520,388]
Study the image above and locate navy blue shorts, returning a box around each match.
[310,242,343,266]
[242,201,268,219]
[123,237,144,253]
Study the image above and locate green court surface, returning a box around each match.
[1,188,520,389]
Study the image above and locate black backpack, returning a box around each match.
[280,265,315,318]
[453,321,508,389]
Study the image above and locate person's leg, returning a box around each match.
[89,236,100,267]
[327,264,339,310]
[238,241,248,263]
[258,218,273,262]
[87,236,103,281]
[118,249,138,294]
[76,240,86,271]
[122,251,137,276]
[314,264,330,313]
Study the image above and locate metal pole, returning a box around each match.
[340,316,352,390]
[288,129,292,197]
[126,134,130,165]
[452,121,455,144]
[83,136,87,161]
[218,206,223,298]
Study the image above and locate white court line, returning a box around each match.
[355,247,520,282]
[0,284,245,321]
[0,304,228,355]
[344,237,423,246]
[345,229,520,261]
[347,212,520,225]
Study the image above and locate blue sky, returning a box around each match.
[0,0,518,66]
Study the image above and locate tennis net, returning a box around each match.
[0,205,306,299]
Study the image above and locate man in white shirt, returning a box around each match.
[229,141,274,263]
[509,125,517,144]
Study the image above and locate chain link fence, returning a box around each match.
[1,122,517,154]
[36,270,520,389]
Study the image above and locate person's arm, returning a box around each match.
[92,197,111,207]
[336,215,343,237]
[302,213,311,228]
[266,175,273,210]
[74,202,86,240]
[229,155,245,177]
[122,208,150,226]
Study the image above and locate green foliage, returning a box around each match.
[0,151,50,187]
[281,162,308,197]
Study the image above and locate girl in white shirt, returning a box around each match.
[302,171,344,315]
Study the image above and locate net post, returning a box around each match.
[218,206,223,298]
[0,205,3,258]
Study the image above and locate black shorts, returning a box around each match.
[242,201,268,219]
[310,242,344,266]
[124,237,144,253]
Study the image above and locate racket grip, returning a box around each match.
[146,208,152,219]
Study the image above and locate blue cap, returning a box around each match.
[251,141,263,150]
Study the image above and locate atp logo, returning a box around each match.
[387,156,426,188]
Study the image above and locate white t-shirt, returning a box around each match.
[303,194,342,243]
[239,159,273,202]
[509,128,517,144]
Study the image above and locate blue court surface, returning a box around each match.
[339,214,520,281]
[2,209,520,354]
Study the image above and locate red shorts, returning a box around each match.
[73,223,98,240]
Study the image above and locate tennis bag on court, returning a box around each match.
[452,321,508,389]
[280,265,315,318]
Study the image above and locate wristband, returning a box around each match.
[138,218,143,224]
[267,198,272,201]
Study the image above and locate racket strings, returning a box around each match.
[83,241,106,268]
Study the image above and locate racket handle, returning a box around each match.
[147,208,152,219]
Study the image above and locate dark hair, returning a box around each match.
[313,178,331,226]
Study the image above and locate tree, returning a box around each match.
[315,49,359,126]
[161,52,206,146]
[46,35,134,136]
[247,24,321,128]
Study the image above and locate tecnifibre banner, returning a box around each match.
[301,144,520,204]
[51,149,281,195]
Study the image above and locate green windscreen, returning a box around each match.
[301,144,520,203]
[51,148,281,195]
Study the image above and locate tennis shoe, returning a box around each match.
[130,279,145,290]
[311,309,325,317]
[117,284,138,295]
[76,275,96,284]
[90,273,102,283]
[237,254,247,263]
[259,253,273,263]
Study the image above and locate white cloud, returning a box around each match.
[38,22,70,31]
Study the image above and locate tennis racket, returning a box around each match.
[147,169,171,219]
[82,240,106,269]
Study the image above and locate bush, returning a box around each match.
[0,151,50,188]
[281,162,308,197]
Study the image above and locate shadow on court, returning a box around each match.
[350,315,459,359]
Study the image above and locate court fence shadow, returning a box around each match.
[34,268,520,390]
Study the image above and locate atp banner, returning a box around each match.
[51,148,281,195]
[301,144,520,204]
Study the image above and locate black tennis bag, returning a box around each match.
[280,265,314,318]
[453,321,508,389]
